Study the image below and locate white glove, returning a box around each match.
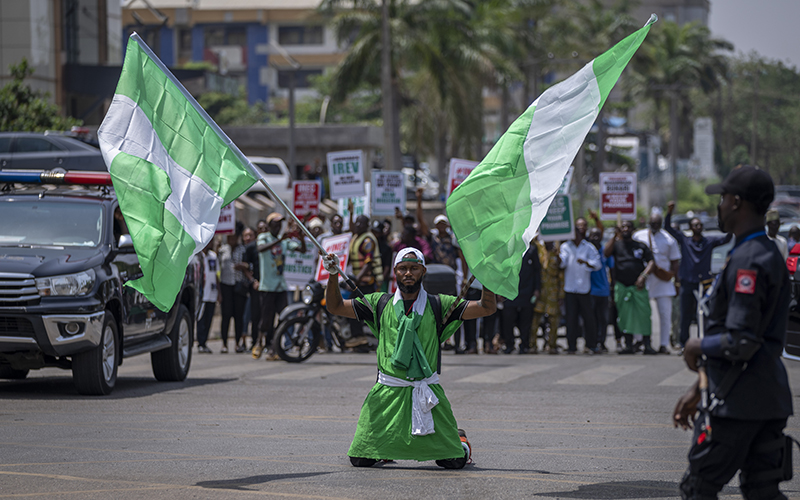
[322,254,339,275]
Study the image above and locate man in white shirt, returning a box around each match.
[766,209,788,260]
[633,212,680,354]
[560,217,602,354]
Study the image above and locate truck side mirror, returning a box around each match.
[118,234,135,253]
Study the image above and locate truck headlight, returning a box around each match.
[36,270,96,297]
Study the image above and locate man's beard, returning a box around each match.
[397,278,422,294]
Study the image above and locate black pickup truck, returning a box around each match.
[0,171,199,395]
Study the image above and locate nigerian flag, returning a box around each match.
[98,34,258,311]
[446,15,657,299]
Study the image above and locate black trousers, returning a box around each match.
[220,283,246,346]
[591,295,609,349]
[681,416,788,500]
[259,291,287,347]
[249,286,261,346]
[458,287,482,350]
[680,282,699,347]
[501,304,534,353]
[565,292,596,352]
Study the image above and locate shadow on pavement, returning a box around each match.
[0,376,233,400]
[196,472,336,490]
[534,480,738,499]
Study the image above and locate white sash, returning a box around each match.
[378,371,440,436]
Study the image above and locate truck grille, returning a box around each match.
[0,273,40,306]
[0,317,35,337]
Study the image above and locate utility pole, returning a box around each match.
[751,68,759,166]
[380,0,401,170]
[669,91,678,205]
[270,42,300,178]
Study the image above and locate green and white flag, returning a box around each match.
[446,15,656,299]
[98,34,258,311]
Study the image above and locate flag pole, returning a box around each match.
[129,32,371,310]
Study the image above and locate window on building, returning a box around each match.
[227,27,247,46]
[177,27,193,65]
[278,26,323,46]
[205,27,225,48]
[277,69,324,89]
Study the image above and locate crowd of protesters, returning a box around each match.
[193,191,799,359]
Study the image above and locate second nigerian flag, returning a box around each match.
[447,15,657,299]
[98,34,258,311]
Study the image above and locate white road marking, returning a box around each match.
[556,364,644,385]
[255,365,359,380]
[658,368,699,386]
[455,364,557,384]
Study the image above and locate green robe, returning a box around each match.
[348,292,465,461]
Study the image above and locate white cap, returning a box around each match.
[393,247,426,268]
[433,214,448,225]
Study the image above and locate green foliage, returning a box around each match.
[180,60,217,72]
[691,54,800,185]
[196,89,270,125]
[0,59,81,131]
[676,176,719,215]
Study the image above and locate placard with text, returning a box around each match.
[372,171,406,215]
[293,180,321,218]
[327,150,365,200]
[599,172,637,220]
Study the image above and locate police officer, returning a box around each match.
[673,165,793,500]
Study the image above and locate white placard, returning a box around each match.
[446,158,479,199]
[327,149,365,200]
[215,203,235,234]
[372,171,406,216]
[315,233,352,283]
[599,172,637,221]
[283,238,319,290]
[338,182,371,231]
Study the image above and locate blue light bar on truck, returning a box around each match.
[0,171,112,185]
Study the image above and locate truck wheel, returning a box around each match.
[0,366,29,379]
[72,311,118,395]
[151,304,193,381]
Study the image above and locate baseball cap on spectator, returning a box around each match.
[705,165,774,213]
[266,212,284,224]
[308,218,324,230]
[766,209,780,223]
[433,214,448,225]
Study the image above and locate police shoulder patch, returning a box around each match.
[734,269,757,294]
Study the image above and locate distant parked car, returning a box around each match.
[243,156,293,205]
[0,132,106,172]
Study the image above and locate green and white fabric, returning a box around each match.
[377,371,439,436]
[446,15,656,299]
[98,34,257,311]
[349,291,464,461]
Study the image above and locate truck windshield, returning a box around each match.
[0,200,103,247]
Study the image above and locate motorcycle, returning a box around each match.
[272,280,372,362]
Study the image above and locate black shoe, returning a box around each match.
[643,346,658,355]
[503,348,514,354]
[632,341,643,352]
[618,347,635,355]
[349,456,378,467]
[658,346,671,355]
[518,348,529,354]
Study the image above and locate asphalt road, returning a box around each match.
[2,343,800,500]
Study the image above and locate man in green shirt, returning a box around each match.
[253,212,306,360]
[325,247,496,468]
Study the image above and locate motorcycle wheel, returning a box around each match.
[272,315,321,363]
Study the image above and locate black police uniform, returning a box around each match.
[681,230,793,499]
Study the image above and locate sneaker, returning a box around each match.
[235,345,246,353]
[251,345,263,359]
[643,346,658,355]
[265,350,280,361]
[658,346,671,355]
[465,347,478,354]
[198,345,212,354]
[220,346,228,354]
[458,428,472,464]
[618,346,636,355]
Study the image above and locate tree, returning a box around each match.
[0,59,81,131]
[691,54,800,184]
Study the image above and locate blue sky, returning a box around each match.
[709,0,799,68]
